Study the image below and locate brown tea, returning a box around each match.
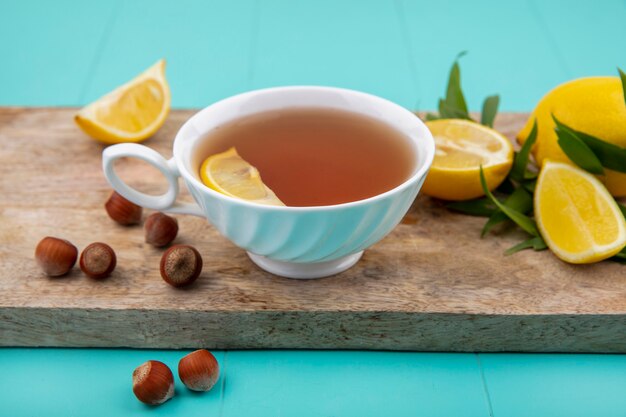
[194,107,416,206]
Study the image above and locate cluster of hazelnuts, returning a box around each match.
[34,191,203,287]
[133,349,220,406]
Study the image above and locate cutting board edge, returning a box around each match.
[2,306,624,352]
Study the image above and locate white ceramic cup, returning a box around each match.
[102,86,435,279]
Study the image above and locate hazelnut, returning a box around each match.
[35,237,78,276]
[160,245,202,287]
[132,360,175,405]
[79,242,116,279]
[105,191,142,225]
[178,349,220,392]
[145,212,178,247]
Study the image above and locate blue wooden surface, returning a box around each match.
[1,0,626,415]
[480,354,626,417]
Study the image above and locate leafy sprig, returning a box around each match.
[426,52,500,127]
[479,167,539,236]
[505,237,547,256]
[509,120,539,189]
[481,186,532,237]
[447,197,499,217]
[481,95,500,128]
[553,116,626,174]
[442,62,626,260]
[554,118,605,175]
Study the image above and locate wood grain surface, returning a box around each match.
[0,108,624,352]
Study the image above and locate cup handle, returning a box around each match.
[102,143,204,217]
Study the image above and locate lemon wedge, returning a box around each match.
[75,59,170,144]
[422,119,514,201]
[535,160,626,264]
[200,147,285,206]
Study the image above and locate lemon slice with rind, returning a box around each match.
[535,160,626,264]
[200,147,285,206]
[422,119,514,201]
[75,59,170,144]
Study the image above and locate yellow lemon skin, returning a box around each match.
[422,119,514,201]
[75,60,170,144]
[535,160,626,264]
[518,77,626,196]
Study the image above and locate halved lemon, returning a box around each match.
[200,147,285,206]
[422,119,514,201]
[535,160,626,264]
[75,59,170,144]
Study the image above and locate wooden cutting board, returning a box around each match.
[1,108,624,352]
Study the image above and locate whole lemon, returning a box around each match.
[517,77,626,196]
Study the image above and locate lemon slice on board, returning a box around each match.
[421,119,514,201]
[200,147,285,206]
[75,59,170,144]
[535,160,626,264]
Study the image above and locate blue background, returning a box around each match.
[1,1,626,415]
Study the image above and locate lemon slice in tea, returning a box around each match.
[200,147,285,206]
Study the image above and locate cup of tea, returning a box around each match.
[102,86,435,279]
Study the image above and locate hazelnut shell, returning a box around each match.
[178,349,220,392]
[132,360,175,405]
[145,212,178,247]
[35,237,78,277]
[79,242,116,279]
[105,191,142,225]
[160,245,203,287]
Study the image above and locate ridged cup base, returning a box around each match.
[247,251,364,279]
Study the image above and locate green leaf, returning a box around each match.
[481,187,533,237]
[443,52,470,117]
[496,177,516,194]
[533,237,548,250]
[554,117,626,173]
[510,120,538,183]
[482,212,508,237]
[505,236,547,256]
[522,179,537,194]
[617,68,626,104]
[425,113,440,121]
[480,95,500,127]
[554,119,605,175]
[480,166,539,236]
[447,197,498,217]
[438,99,471,120]
[505,239,534,255]
[524,170,538,180]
